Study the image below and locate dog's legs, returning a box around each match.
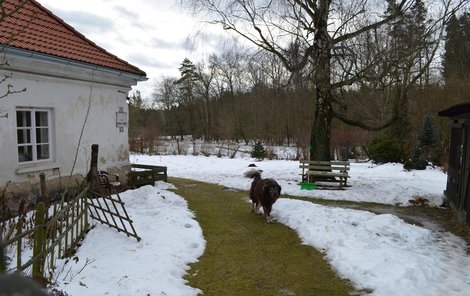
[263,205,273,223]
[255,202,262,215]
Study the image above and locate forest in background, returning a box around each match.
[128,7,470,168]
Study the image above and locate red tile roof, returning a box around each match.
[0,0,146,77]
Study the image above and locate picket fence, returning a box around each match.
[0,175,89,282]
[1,175,141,281]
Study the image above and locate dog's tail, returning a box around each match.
[244,169,262,180]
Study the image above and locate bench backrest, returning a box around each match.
[299,160,350,171]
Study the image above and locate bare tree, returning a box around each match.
[194,61,216,140]
[0,0,31,106]
[209,42,252,142]
[181,0,468,160]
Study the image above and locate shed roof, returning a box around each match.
[438,102,470,118]
[0,0,147,78]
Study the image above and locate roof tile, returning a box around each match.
[0,0,146,77]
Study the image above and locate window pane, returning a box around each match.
[36,127,49,143]
[16,108,52,163]
[18,145,33,162]
[16,111,31,127]
[35,111,48,127]
[37,144,50,160]
[17,129,31,144]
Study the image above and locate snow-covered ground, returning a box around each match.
[51,155,470,296]
[132,154,448,206]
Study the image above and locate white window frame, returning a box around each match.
[16,108,53,164]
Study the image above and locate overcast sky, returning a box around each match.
[39,0,228,101]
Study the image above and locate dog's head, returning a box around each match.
[265,181,281,202]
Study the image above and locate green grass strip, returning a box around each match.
[170,177,354,296]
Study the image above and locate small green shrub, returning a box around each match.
[368,134,407,164]
[250,141,267,161]
[404,145,428,170]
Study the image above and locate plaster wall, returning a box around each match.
[0,52,138,194]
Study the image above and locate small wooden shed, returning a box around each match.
[438,102,470,225]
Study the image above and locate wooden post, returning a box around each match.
[307,145,312,183]
[32,202,46,281]
[39,173,47,205]
[16,218,23,270]
[39,173,49,264]
[0,239,5,273]
[88,144,100,191]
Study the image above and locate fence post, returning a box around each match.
[87,144,101,192]
[39,173,47,205]
[16,217,23,270]
[0,239,5,273]
[32,202,46,281]
[39,173,49,272]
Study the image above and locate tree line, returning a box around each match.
[129,1,470,166]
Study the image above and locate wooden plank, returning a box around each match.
[307,171,348,178]
[131,163,167,172]
[299,159,350,165]
[304,166,350,171]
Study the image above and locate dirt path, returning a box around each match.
[170,177,355,296]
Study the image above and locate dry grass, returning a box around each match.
[170,177,355,296]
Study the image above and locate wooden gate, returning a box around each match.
[461,124,470,224]
[87,144,141,241]
[439,103,470,225]
[87,190,141,241]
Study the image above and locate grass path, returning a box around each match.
[170,177,354,296]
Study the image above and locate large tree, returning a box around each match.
[181,0,467,160]
[443,12,470,83]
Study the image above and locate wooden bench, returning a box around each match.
[128,164,168,188]
[299,160,350,189]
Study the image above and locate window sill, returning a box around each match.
[16,163,60,174]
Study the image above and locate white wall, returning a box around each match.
[0,52,140,188]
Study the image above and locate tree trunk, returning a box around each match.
[310,1,333,161]
[310,87,333,160]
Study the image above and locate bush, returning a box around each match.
[404,113,442,170]
[367,134,408,164]
[404,145,428,170]
[250,141,267,161]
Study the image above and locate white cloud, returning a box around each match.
[39,0,229,100]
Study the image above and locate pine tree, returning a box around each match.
[404,112,440,170]
[174,58,199,103]
[443,13,470,83]
[251,141,267,161]
[418,112,438,148]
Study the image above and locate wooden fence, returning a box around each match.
[88,190,141,241]
[0,175,89,282]
[1,145,145,282]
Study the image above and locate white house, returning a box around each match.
[0,0,147,209]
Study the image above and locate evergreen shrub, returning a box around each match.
[251,141,267,161]
[367,134,407,164]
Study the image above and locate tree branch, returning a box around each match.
[333,109,399,131]
[333,0,408,44]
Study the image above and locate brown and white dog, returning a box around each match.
[245,170,282,223]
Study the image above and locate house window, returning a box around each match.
[16,108,52,163]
